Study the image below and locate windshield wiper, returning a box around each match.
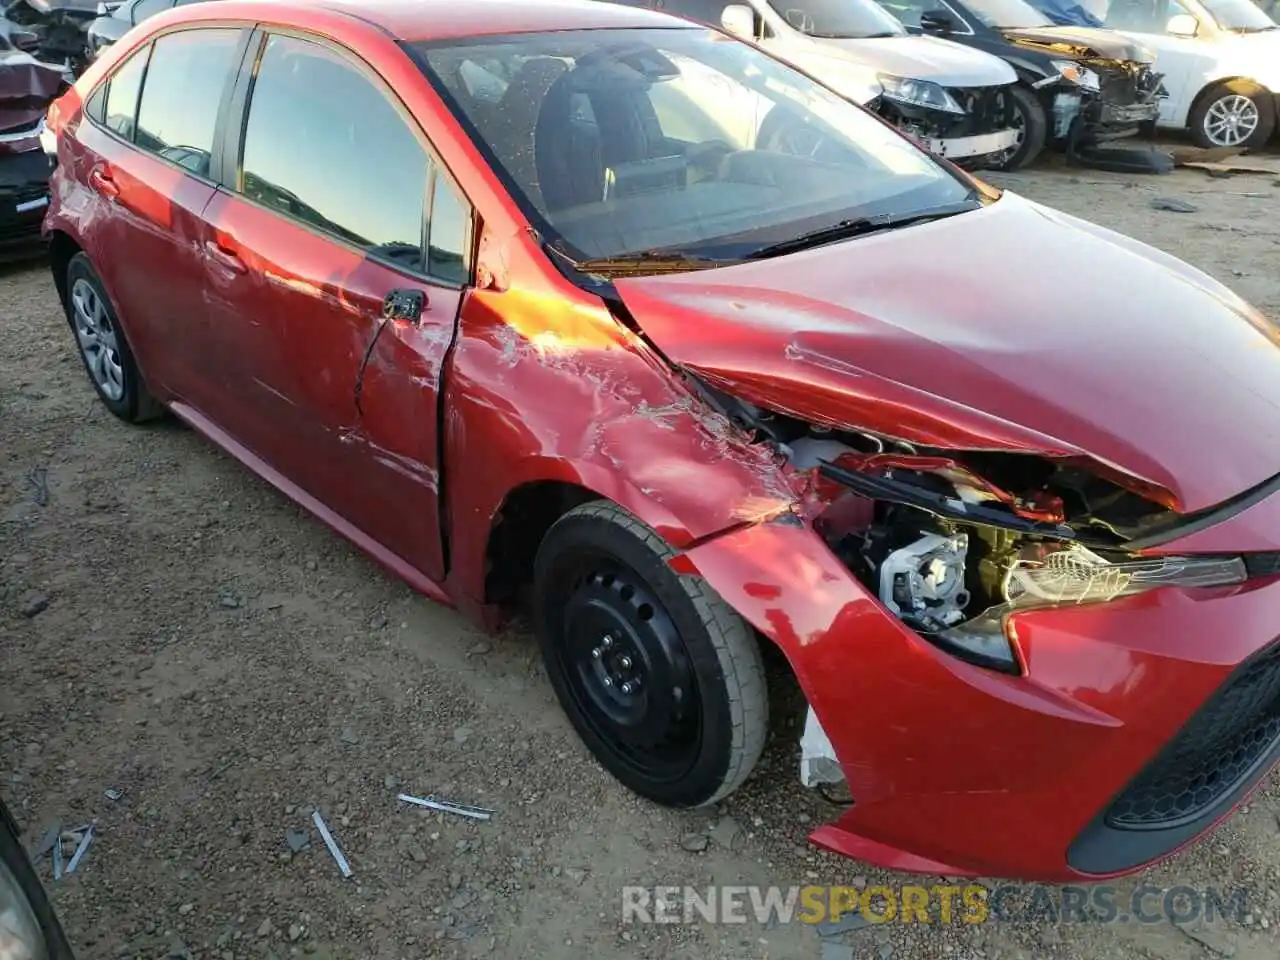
[570,250,741,278]
[745,199,983,260]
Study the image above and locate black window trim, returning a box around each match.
[220,25,476,290]
[81,23,255,189]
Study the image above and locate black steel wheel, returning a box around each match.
[533,501,767,807]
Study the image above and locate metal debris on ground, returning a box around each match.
[312,811,352,878]
[104,787,124,801]
[26,464,48,506]
[65,826,94,874]
[32,822,60,861]
[1151,197,1197,213]
[815,909,872,938]
[284,828,311,853]
[397,793,493,821]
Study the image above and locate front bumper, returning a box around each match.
[925,128,1019,161]
[0,150,53,262]
[678,513,1280,881]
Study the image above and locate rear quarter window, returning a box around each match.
[102,44,149,139]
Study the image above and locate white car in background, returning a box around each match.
[1080,0,1280,146]
[608,0,1028,166]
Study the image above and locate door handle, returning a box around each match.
[204,240,246,275]
[88,167,118,198]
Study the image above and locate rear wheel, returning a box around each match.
[63,252,164,423]
[533,501,767,807]
[996,85,1047,171]
[1190,80,1275,149]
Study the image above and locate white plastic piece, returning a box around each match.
[785,437,855,471]
[800,707,845,788]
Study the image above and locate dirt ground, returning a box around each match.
[4,149,1280,960]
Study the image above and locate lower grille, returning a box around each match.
[1106,643,1280,829]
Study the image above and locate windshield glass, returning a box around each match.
[964,0,1053,28]
[767,0,907,38]
[1201,0,1276,30]
[414,27,972,264]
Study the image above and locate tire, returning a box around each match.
[1189,79,1276,149]
[996,85,1047,171]
[533,501,768,808]
[0,797,76,959]
[63,252,165,423]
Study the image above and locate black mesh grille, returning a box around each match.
[1106,643,1280,829]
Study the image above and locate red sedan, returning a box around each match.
[42,0,1280,882]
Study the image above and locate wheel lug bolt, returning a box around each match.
[591,648,601,659]
[620,656,632,669]
[603,677,613,687]
[621,682,632,694]
[602,635,613,648]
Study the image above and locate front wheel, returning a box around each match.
[995,85,1047,171]
[533,501,768,808]
[1190,80,1276,149]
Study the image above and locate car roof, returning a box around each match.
[178,0,688,43]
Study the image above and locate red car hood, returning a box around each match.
[613,193,1280,513]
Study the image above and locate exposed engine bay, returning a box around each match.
[700,383,1252,676]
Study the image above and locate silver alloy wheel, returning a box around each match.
[1203,93,1260,147]
[71,277,125,402]
[0,854,48,960]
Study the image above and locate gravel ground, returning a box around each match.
[3,149,1280,960]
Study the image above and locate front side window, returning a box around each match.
[134,28,242,177]
[1201,0,1276,30]
[767,0,907,37]
[240,35,434,270]
[961,0,1053,28]
[416,27,973,264]
[102,44,148,139]
[656,0,733,22]
[132,0,175,23]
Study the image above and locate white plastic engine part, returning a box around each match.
[799,707,845,788]
[784,436,856,470]
[879,533,970,629]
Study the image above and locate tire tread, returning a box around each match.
[557,501,768,806]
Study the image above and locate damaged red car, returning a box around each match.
[42,0,1280,882]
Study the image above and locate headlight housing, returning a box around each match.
[1050,59,1101,92]
[877,74,965,115]
[937,545,1247,672]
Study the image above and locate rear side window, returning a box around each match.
[239,35,437,271]
[103,45,148,139]
[135,29,242,178]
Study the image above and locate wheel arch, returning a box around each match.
[47,228,82,311]
[475,457,709,609]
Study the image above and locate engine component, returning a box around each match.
[878,532,970,630]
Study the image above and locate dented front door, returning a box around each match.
[198,190,459,580]
[194,31,466,581]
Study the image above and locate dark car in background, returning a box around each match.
[85,0,211,60]
[878,0,1164,168]
[0,33,63,259]
[0,795,75,958]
